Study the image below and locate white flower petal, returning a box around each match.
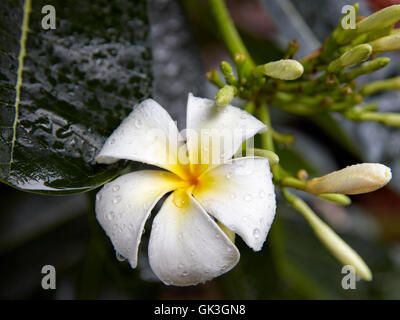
[186,93,266,173]
[96,99,190,179]
[193,157,276,251]
[148,192,240,286]
[95,170,182,268]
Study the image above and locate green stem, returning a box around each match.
[244,100,255,114]
[345,110,400,126]
[281,177,351,205]
[360,76,400,95]
[208,0,254,77]
[281,176,306,190]
[281,188,372,281]
[248,148,280,166]
[257,103,274,152]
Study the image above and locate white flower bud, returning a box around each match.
[254,59,304,80]
[305,163,392,195]
[369,33,400,52]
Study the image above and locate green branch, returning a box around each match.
[208,0,254,77]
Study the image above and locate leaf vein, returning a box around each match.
[9,0,32,175]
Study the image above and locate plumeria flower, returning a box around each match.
[95,93,276,286]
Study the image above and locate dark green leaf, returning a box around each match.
[0,0,152,194]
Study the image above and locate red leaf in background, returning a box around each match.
[368,0,400,12]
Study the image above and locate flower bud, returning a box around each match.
[253,59,304,80]
[383,114,400,126]
[345,110,400,127]
[361,76,400,95]
[234,53,246,64]
[206,70,225,88]
[356,5,400,34]
[369,33,400,52]
[305,163,392,195]
[344,57,390,81]
[328,44,372,73]
[215,85,236,106]
[220,61,237,85]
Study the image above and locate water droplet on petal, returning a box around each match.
[134,119,143,128]
[116,252,126,262]
[182,271,189,277]
[225,172,232,179]
[112,185,120,192]
[229,193,236,199]
[106,211,115,221]
[244,194,252,202]
[259,190,266,198]
[96,193,102,201]
[113,196,121,204]
[253,228,260,239]
[173,190,189,208]
[178,263,183,269]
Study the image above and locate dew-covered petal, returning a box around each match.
[148,192,240,286]
[95,170,183,268]
[96,99,190,179]
[186,93,266,174]
[193,157,276,251]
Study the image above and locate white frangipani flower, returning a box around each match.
[95,93,276,286]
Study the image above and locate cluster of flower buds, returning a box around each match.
[206,0,398,282]
[207,58,304,106]
[208,4,400,126]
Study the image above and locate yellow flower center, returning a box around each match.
[172,165,210,209]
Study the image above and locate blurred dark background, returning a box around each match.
[1,0,400,299]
